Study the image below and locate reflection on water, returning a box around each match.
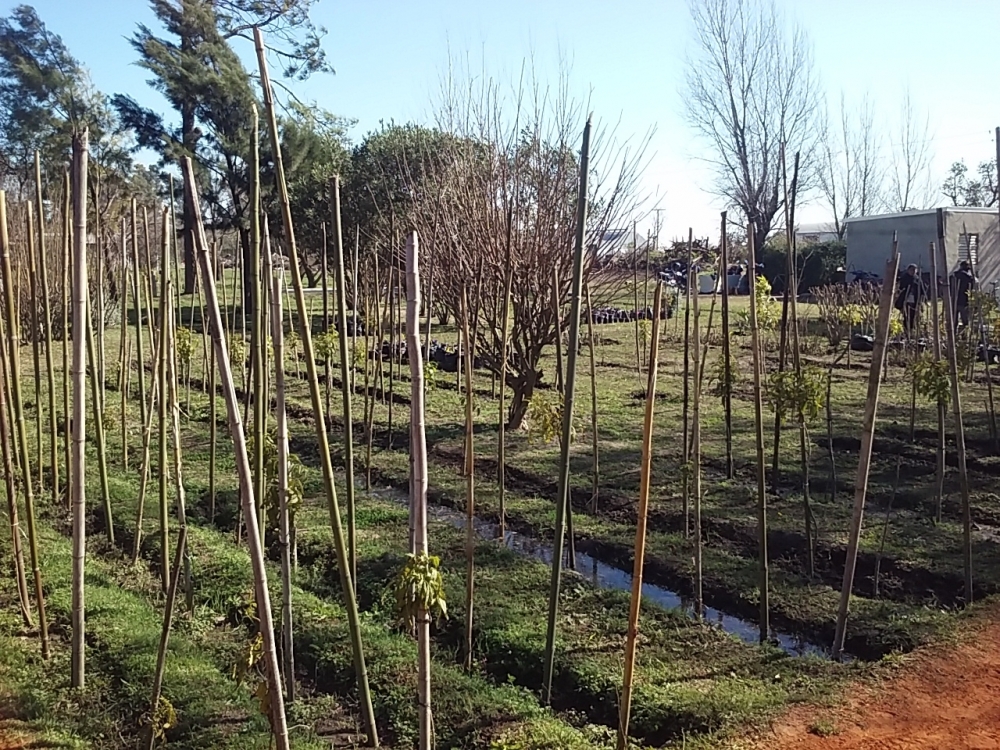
[366,484,833,658]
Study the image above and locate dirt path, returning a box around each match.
[753,612,1000,750]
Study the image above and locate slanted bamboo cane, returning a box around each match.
[85,284,113,545]
[584,283,599,513]
[183,157,290,750]
[131,331,162,565]
[250,104,265,544]
[832,252,899,658]
[120,219,129,468]
[26,202,42,493]
[131,199,148,451]
[209,241,219,522]
[542,116,590,705]
[928,241,946,523]
[61,174,71,497]
[617,283,664,750]
[253,28,377,746]
[156,213,170,592]
[497,246,513,539]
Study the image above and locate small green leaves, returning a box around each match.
[394,552,447,628]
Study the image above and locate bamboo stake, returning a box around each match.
[253,29,377,746]
[633,220,641,373]
[330,177,358,582]
[352,226,359,394]
[928,242,946,523]
[156,208,171,593]
[497,248,513,539]
[405,231,433,749]
[96,199,106,406]
[131,321,161,565]
[542,116,591,705]
[720,212,733,478]
[2,191,49,660]
[69,133,88,681]
[182,157,290,750]
[682,230,693,537]
[552,268,564,395]
[617,283,663,750]
[209,242,219,522]
[747,227,769,644]
[584,282,599,513]
[144,526,186,750]
[85,285,113,545]
[26,202,42,494]
[269,249,295,703]
[250,104,265,544]
[33,157,56,496]
[365,258,376,491]
[936,213,974,601]
[119,218,129,467]
[131,199,148,451]
[461,285,476,672]
[692,274,703,616]
[0,306,32,627]
[61,174,71,497]
[321,222,330,418]
[832,251,900,658]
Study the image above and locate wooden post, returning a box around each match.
[832,251,900,658]
[617,283,664,750]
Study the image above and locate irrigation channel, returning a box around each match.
[361,483,835,659]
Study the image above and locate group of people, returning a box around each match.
[894,261,977,337]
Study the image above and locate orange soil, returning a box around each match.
[757,614,1000,750]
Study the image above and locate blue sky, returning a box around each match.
[10,0,999,240]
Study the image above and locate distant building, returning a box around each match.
[795,222,840,244]
[844,207,999,287]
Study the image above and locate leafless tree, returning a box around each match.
[418,60,652,429]
[888,88,934,211]
[683,0,821,252]
[819,93,886,239]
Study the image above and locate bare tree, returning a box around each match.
[683,0,820,252]
[421,60,651,429]
[942,159,998,207]
[819,93,886,238]
[889,89,934,211]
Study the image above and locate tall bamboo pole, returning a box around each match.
[682,230,693,536]
[330,177,358,582]
[269,250,295,703]
[584,282,599,513]
[720,212,733,478]
[632,220,641,373]
[552,267,564,395]
[928,242,946,522]
[131,331,161,565]
[746,226,769,644]
[542,116,590,704]
[405,231,433,748]
[617,283,664,750]
[209,241,219,522]
[35,155,57,502]
[250,104,265,544]
[2,192,48,661]
[497,245,514,539]
[936,213,974,601]
[832,252,899,658]
[61,174,71,491]
[26,202,42,493]
[85,285,113,544]
[156,207,171,592]
[182,157,290,750]
[144,526,186,750]
[692,273,704,616]
[461,285,476,672]
[120,219,129,468]
[69,132,89,682]
[0,306,32,627]
[131,199,148,447]
[253,29,377,746]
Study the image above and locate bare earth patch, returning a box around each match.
[751,608,1000,750]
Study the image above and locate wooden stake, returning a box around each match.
[747,226,769,644]
[584,282,600,513]
[461,284,476,671]
[617,283,664,750]
[832,251,900,658]
[720,212,734,478]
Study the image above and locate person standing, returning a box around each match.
[895,264,924,338]
[951,260,976,328]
